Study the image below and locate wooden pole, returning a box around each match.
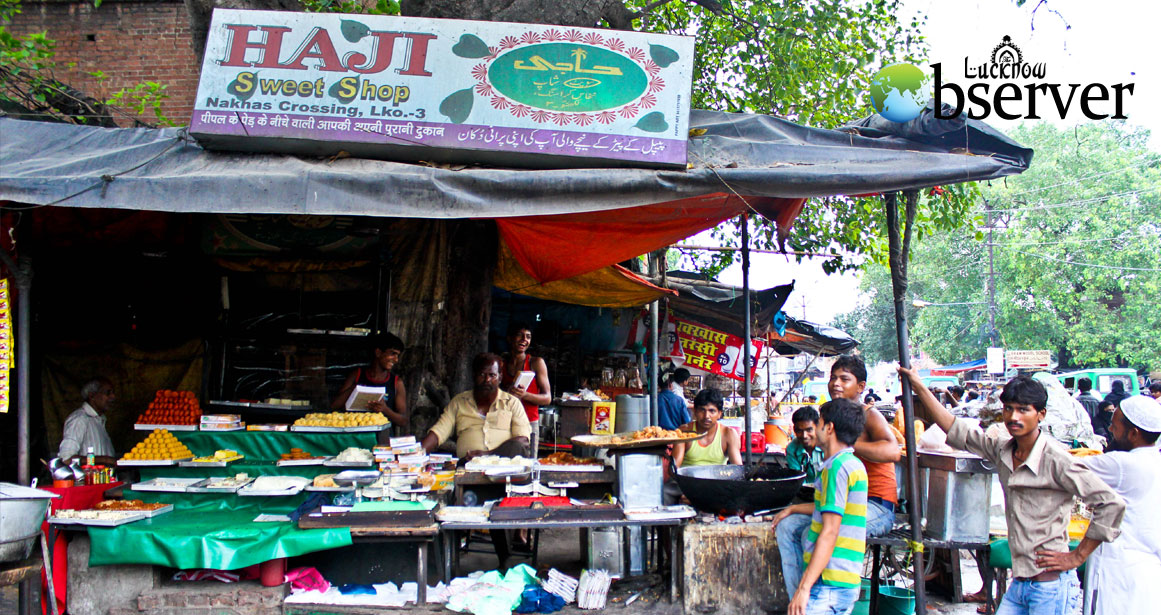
[885,191,926,613]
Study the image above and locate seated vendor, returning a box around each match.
[672,389,743,467]
[421,352,531,461]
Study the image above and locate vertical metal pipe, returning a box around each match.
[885,192,926,614]
[16,256,31,485]
[648,252,660,426]
[741,215,752,466]
[14,256,32,615]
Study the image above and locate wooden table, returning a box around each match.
[439,517,687,602]
[298,509,440,604]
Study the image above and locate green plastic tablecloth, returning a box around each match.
[172,430,376,460]
[87,490,351,570]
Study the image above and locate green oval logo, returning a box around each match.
[487,43,647,112]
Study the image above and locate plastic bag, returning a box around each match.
[445,566,538,615]
[515,586,565,613]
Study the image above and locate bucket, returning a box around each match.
[764,420,789,447]
[259,557,286,587]
[614,394,648,433]
[879,585,915,615]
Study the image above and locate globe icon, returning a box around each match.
[868,63,931,123]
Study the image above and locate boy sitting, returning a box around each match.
[772,398,868,615]
[775,406,826,596]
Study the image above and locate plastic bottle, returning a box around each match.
[86,446,95,467]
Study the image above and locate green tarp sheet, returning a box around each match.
[173,430,377,460]
[88,490,351,570]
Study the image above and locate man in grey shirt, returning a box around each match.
[899,368,1124,615]
[58,378,117,465]
[1075,377,1101,422]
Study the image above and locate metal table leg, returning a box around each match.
[982,548,994,615]
[669,525,679,603]
[442,530,454,583]
[417,542,427,605]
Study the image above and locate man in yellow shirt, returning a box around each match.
[422,353,531,460]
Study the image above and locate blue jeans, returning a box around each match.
[804,583,860,615]
[866,499,895,538]
[996,570,1079,615]
[776,513,813,596]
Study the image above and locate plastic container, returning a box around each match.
[879,585,916,615]
[259,557,286,587]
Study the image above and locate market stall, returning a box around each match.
[2,20,1033,608]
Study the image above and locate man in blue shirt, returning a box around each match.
[658,368,692,430]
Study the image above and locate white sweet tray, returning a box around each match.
[134,424,198,431]
[50,511,148,527]
[238,484,307,497]
[533,463,608,473]
[276,457,330,466]
[117,457,192,467]
[186,477,254,493]
[131,478,203,493]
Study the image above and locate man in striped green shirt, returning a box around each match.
[772,398,868,615]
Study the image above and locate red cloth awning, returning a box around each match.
[496,195,806,284]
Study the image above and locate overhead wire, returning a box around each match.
[1010,250,1161,272]
[995,157,1157,198]
[982,186,1160,214]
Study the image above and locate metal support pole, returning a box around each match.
[885,192,926,613]
[741,215,752,466]
[15,255,32,485]
[4,253,33,615]
[985,199,998,346]
[648,252,660,426]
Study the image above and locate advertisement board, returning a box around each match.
[669,318,764,382]
[190,10,694,167]
[1005,349,1051,370]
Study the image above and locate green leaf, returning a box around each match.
[649,44,680,68]
[439,88,474,124]
[451,34,490,59]
[339,20,370,43]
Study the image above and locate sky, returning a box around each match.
[701,0,1160,330]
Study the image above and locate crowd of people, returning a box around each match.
[55,332,1158,615]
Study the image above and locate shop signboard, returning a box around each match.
[190,9,694,168]
[986,346,1005,374]
[669,317,765,382]
[1005,349,1051,370]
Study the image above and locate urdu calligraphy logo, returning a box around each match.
[445,28,675,131]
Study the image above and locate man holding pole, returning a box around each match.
[898,367,1125,615]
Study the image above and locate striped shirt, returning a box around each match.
[803,447,868,588]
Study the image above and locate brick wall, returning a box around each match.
[6,0,202,125]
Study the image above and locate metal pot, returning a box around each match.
[0,482,58,563]
[675,464,804,517]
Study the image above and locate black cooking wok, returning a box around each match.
[675,464,805,516]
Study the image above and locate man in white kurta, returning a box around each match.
[1080,395,1161,615]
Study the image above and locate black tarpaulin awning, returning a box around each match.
[0,108,1032,217]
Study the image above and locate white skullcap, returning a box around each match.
[1120,395,1161,432]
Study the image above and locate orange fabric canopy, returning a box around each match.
[494,241,676,307]
[495,194,806,284]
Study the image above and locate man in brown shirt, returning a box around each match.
[899,368,1124,615]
